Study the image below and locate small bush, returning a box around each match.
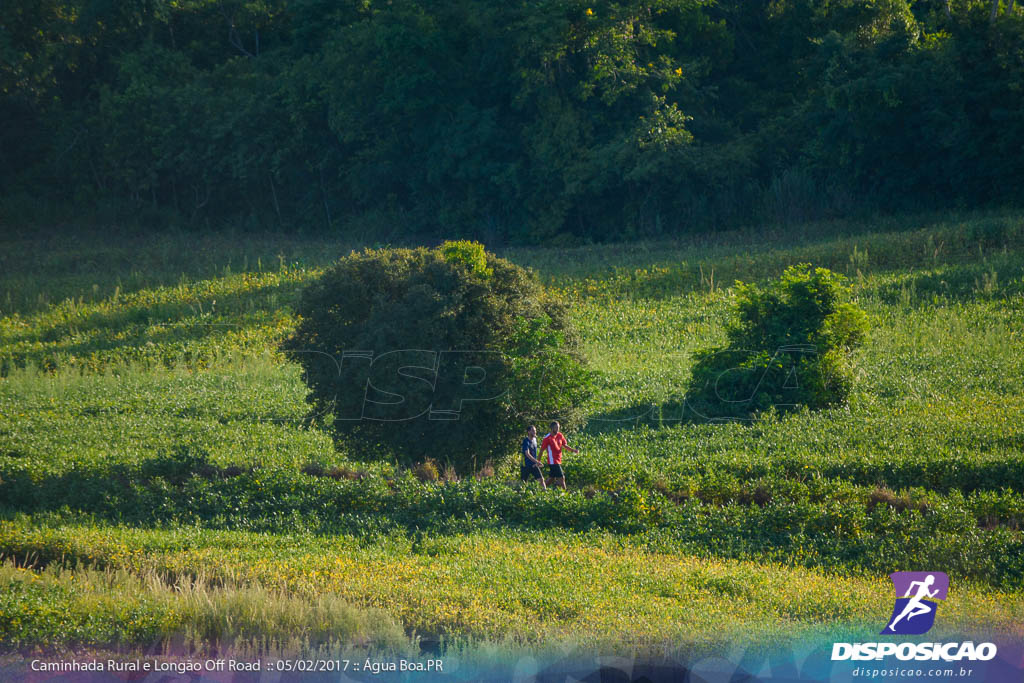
[412,459,440,483]
[440,464,460,484]
[326,465,364,481]
[301,462,326,477]
[282,242,593,471]
[686,264,869,419]
[475,460,496,479]
[866,487,931,514]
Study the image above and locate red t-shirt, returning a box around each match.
[540,432,567,465]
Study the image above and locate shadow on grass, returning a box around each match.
[0,230,351,317]
[587,400,678,434]
[0,444,668,542]
[0,277,312,370]
[585,398,758,435]
[864,259,1024,307]
[592,218,1024,302]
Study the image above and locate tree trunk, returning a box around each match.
[319,165,332,229]
[269,173,283,227]
[991,0,1000,21]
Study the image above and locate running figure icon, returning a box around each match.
[881,571,949,635]
[885,574,940,633]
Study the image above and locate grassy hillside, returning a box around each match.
[2,211,1023,657]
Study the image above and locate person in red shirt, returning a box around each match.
[539,420,578,490]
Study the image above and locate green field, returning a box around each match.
[2,212,1024,659]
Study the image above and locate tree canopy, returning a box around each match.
[3,0,1022,240]
[281,241,593,470]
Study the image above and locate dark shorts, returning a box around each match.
[547,463,565,480]
[520,464,543,481]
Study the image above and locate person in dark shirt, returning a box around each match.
[520,425,546,489]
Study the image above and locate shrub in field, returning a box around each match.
[686,264,868,419]
[282,242,592,471]
[412,459,440,483]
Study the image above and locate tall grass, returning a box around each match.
[0,558,413,656]
[0,527,1020,656]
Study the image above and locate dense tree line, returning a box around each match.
[2,0,1022,241]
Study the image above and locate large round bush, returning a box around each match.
[282,242,592,470]
[685,264,869,420]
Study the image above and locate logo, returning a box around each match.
[831,571,997,663]
[881,572,948,635]
[830,642,997,662]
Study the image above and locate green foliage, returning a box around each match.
[1,215,1024,656]
[0,559,413,655]
[6,0,1021,238]
[439,240,492,279]
[686,265,869,419]
[726,265,869,351]
[0,521,1019,655]
[281,244,592,471]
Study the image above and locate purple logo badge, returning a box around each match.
[882,572,949,635]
